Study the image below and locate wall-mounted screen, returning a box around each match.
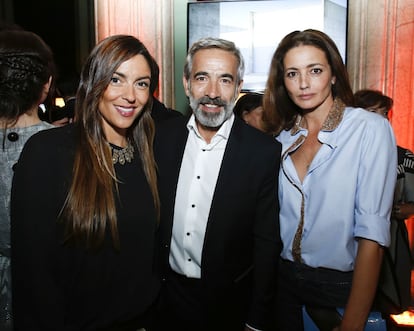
[188,0,348,92]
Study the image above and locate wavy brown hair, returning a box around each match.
[262,29,354,135]
[61,35,160,250]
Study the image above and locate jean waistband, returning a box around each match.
[279,258,353,282]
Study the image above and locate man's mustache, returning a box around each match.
[198,96,226,107]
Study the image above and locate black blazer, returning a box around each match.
[154,116,282,330]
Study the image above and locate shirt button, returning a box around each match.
[186,232,190,236]
[7,132,19,142]
[197,176,200,179]
[188,258,192,262]
[191,204,195,208]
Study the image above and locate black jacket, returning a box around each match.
[154,116,282,330]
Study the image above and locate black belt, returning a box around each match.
[168,268,202,287]
[280,258,353,282]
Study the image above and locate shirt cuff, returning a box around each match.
[245,323,262,331]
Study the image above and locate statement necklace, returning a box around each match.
[111,141,134,165]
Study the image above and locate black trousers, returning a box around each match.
[153,268,206,331]
[99,303,156,331]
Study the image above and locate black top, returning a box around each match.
[11,124,160,330]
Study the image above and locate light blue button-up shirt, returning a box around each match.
[277,103,397,271]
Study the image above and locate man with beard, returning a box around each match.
[153,37,282,331]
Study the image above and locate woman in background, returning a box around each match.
[354,89,414,222]
[11,34,160,330]
[263,29,397,331]
[0,29,56,330]
[233,92,265,132]
[354,89,413,316]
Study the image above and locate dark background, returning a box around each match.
[1,0,95,90]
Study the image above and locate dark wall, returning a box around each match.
[9,0,95,92]
[13,0,77,82]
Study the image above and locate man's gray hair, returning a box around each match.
[184,37,245,84]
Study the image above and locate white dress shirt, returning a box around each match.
[169,114,234,278]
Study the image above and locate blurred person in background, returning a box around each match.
[354,89,413,315]
[233,92,265,132]
[354,89,414,221]
[0,29,56,331]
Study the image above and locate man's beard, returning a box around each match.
[190,95,236,128]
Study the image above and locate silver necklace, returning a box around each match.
[111,142,134,165]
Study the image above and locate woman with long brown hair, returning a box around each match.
[263,30,397,331]
[11,35,160,331]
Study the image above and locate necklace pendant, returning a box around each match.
[111,142,134,165]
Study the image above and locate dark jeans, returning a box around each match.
[275,259,353,331]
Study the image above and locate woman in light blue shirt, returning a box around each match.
[263,29,397,331]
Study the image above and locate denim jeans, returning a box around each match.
[275,259,353,331]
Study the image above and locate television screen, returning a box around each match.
[188,0,348,92]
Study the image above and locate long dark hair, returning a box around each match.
[61,35,160,250]
[263,29,354,135]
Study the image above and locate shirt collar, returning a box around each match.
[290,98,346,136]
[187,113,235,142]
